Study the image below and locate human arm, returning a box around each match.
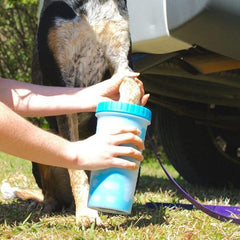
[0,101,143,170]
[0,76,149,117]
[0,77,94,117]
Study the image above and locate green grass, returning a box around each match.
[0,152,240,239]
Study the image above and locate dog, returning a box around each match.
[29,0,137,226]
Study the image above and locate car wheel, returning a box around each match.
[154,106,240,187]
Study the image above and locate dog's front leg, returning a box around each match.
[68,169,101,227]
[56,113,101,227]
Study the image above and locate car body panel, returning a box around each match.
[127,0,191,54]
[128,0,240,60]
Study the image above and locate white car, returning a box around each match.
[128,0,240,188]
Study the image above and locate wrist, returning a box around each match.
[62,141,80,169]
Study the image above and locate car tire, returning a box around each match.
[154,106,240,187]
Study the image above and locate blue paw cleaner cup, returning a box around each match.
[87,101,152,214]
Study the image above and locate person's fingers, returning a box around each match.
[110,127,141,136]
[95,75,123,97]
[110,73,126,83]
[141,94,150,106]
[108,158,139,170]
[110,132,144,150]
[126,72,140,77]
[111,145,144,161]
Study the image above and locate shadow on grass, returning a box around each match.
[0,200,75,225]
[0,200,168,229]
[99,204,168,230]
[137,174,240,205]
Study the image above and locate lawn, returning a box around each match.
[0,151,240,239]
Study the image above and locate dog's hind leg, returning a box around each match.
[31,39,74,213]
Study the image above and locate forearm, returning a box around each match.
[0,101,145,171]
[0,78,93,117]
[0,102,78,169]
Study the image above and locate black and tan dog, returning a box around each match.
[30,0,137,226]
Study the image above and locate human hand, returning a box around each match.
[72,127,144,170]
[97,73,149,106]
[80,73,149,111]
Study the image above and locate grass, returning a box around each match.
[0,151,240,239]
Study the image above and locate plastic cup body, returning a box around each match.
[88,102,151,214]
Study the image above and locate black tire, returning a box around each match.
[154,106,240,187]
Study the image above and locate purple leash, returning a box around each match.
[146,131,240,224]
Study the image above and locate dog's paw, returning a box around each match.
[119,76,141,104]
[34,198,62,213]
[76,208,102,228]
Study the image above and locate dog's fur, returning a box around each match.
[30,0,134,226]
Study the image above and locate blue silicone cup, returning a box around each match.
[88,101,152,214]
